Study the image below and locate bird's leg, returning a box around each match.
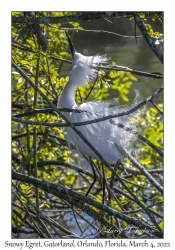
[116,159,128,175]
[108,160,125,205]
[69,155,97,211]
[108,163,119,206]
[116,159,123,169]
[85,157,107,220]
[85,157,97,197]
[98,163,106,220]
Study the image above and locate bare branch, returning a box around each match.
[12,12,133,24]
[132,12,163,64]
[24,12,47,52]
[127,153,163,194]
[100,65,163,79]
[59,27,143,39]
[12,171,163,238]
[12,116,163,158]
[51,55,163,79]
[12,87,163,125]
[12,42,163,79]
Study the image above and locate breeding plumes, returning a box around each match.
[57,32,141,164]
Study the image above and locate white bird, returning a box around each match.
[58,32,140,165]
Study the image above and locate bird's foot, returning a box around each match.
[98,210,106,220]
[116,159,128,174]
[69,197,86,211]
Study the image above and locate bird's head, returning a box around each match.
[65,31,109,88]
[65,31,76,58]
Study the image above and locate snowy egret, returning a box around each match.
[57,32,143,203]
[58,32,139,165]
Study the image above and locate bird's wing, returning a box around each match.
[70,91,142,157]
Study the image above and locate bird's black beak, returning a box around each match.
[65,31,76,58]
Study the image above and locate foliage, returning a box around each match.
[130,12,163,49]
[138,104,163,167]
[12,12,163,239]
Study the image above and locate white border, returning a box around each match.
[1,1,175,248]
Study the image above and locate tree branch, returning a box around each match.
[59,27,143,39]
[51,55,163,79]
[12,87,163,125]
[12,171,163,238]
[12,116,163,158]
[12,151,163,180]
[100,65,163,79]
[24,12,47,52]
[132,12,163,64]
[12,42,163,79]
[12,154,163,220]
[12,12,133,24]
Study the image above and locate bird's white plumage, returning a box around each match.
[58,52,140,164]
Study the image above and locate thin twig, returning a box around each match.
[71,206,83,234]
[98,65,163,79]
[132,12,163,64]
[12,194,45,237]
[51,54,163,79]
[127,153,163,194]
[59,27,143,39]
[84,79,97,101]
[46,56,58,98]
[39,57,57,98]
[12,171,163,238]
[110,120,163,158]
[134,20,138,44]
[12,183,52,238]
[150,99,163,116]
[33,127,39,219]
[12,41,163,79]
[25,80,31,175]
[34,57,40,106]
[155,95,163,104]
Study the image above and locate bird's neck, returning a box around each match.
[57,80,76,109]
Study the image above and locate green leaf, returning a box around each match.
[159,221,163,229]
[149,29,153,36]
[120,94,129,102]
